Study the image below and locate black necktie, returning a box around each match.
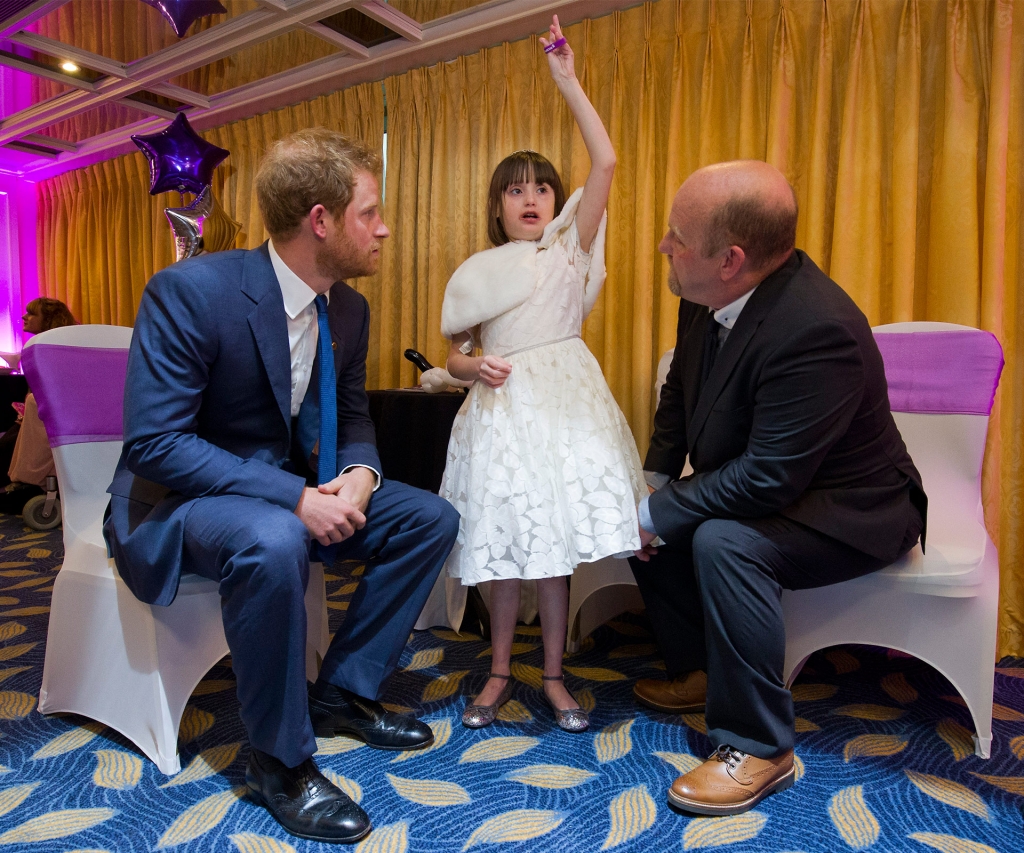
[699,311,723,393]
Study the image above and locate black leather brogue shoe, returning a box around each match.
[245,749,370,844]
[308,682,434,750]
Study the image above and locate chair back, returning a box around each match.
[873,322,1003,579]
[21,325,133,563]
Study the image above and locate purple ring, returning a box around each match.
[544,37,567,54]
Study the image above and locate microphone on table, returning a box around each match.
[403,349,434,373]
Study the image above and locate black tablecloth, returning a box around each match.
[367,389,465,493]
[0,375,29,433]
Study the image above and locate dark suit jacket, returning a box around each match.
[103,243,381,606]
[647,250,926,563]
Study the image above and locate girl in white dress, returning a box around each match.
[440,17,646,732]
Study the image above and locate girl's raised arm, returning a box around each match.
[541,15,614,254]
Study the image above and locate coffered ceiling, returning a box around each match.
[0,0,641,180]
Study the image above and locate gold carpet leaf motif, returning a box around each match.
[606,621,652,638]
[421,670,469,703]
[794,754,806,781]
[476,643,537,658]
[0,607,49,617]
[995,667,1024,679]
[790,684,838,702]
[0,809,114,844]
[403,648,444,671]
[460,736,539,764]
[576,689,596,713]
[354,821,409,853]
[326,601,350,611]
[1,577,50,590]
[1009,735,1024,760]
[566,636,596,655]
[381,703,415,715]
[0,643,34,662]
[510,663,543,689]
[391,719,451,763]
[461,809,563,851]
[680,714,707,734]
[0,668,29,687]
[682,812,767,849]
[937,720,975,762]
[161,744,241,787]
[907,832,999,853]
[322,770,362,803]
[515,625,542,636]
[228,832,296,853]
[828,786,879,849]
[191,680,236,697]
[881,672,918,703]
[156,787,245,848]
[386,773,471,806]
[563,666,626,682]
[31,721,104,759]
[430,629,480,643]
[496,700,533,722]
[333,582,359,597]
[0,691,35,720]
[653,752,702,775]
[843,735,909,762]
[0,782,39,818]
[969,772,1024,795]
[179,707,215,743]
[992,703,1024,722]
[833,704,906,721]
[794,717,820,732]
[93,750,142,789]
[0,565,35,572]
[595,719,634,763]
[348,564,366,577]
[826,649,861,674]
[0,598,17,607]
[905,771,989,820]
[506,764,598,789]
[608,644,658,659]
[0,543,38,551]
[25,549,51,559]
[601,784,656,850]
[315,737,366,756]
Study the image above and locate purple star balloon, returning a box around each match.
[131,112,230,196]
[139,0,227,38]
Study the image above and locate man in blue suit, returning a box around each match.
[104,129,459,843]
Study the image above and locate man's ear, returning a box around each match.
[308,204,330,240]
[719,245,746,281]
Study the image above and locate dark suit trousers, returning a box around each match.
[629,510,922,758]
[182,479,459,767]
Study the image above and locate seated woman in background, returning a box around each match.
[0,298,78,514]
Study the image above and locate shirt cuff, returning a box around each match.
[342,464,382,492]
[644,470,670,490]
[638,495,657,538]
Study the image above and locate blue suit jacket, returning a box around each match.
[104,243,381,605]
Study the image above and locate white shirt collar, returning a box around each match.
[713,285,757,330]
[268,239,325,319]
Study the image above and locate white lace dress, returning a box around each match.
[440,220,646,586]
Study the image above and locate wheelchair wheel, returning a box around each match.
[22,494,61,530]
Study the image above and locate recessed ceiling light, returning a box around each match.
[60,61,79,73]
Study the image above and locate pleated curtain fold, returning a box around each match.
[35,0,1024,655]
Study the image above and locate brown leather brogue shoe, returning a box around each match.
[633,670,707,713]
[667,745,795,815]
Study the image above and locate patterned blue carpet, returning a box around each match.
[0,510,1022,853]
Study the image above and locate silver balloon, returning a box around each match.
[164,186,213,261]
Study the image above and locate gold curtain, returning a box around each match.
[36,0,1024,655]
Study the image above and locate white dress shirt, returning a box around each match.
[268,240,381,488]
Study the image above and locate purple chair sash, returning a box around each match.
[20,344,128,447]
[874,330,1004,415]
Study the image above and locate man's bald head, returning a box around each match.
[682,160,797,273]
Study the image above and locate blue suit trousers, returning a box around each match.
[182,479,459,766]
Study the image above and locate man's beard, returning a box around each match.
[666,268,682,297]
[316,230,378,282]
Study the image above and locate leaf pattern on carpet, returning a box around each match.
[32,721,104,759]
[937,719,976,761]
[828,786,879,849]
[905,771,989,820]
[355,821,409,853]
[390,719,451,763]
[93,750,142,789]
[228,833,296,853]
[421,670,469,703]
[403,648,444,671]
[160,744,240,787]
[595,719,634,763]
[505,764,597,789]
[844,734,908,762]
[459,736,539,764]
[386,774,471,806]
[156,787,245,848]
[907,833,999,853]
[0,808,115,844]
[601,784,655,850]
[461,809,563,850]
[682,813,767,849]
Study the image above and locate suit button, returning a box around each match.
[332,341,337,350]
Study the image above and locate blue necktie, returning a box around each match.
[314,295,337,485]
